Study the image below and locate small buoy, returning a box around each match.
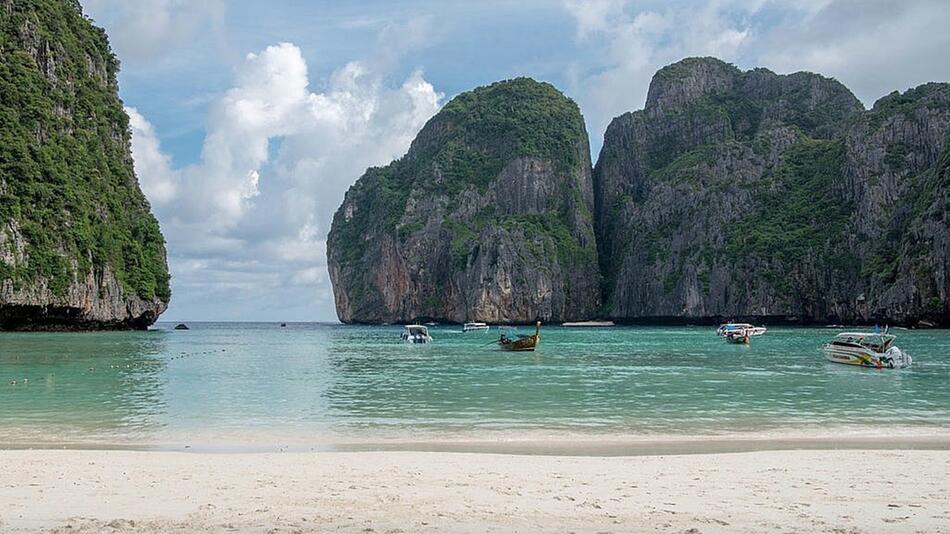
[22,378,28,384]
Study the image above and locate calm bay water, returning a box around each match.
[1,323,949,446]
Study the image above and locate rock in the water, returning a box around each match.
[594,57,949,326]
[174,323,189,331]
[328,78,601,324]
[0,0,170,331]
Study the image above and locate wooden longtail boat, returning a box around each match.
[499,321,541,351]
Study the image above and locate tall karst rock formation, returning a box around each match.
[0,0,170,330]
[594,57,949,326]
[328,78,600,323]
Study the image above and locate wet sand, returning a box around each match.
[3,428,950,455]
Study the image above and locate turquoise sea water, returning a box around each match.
[1,323,949,447]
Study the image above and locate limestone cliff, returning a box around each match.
[594,57,949,326]
[328,78,600,323]
[0,0,170,330]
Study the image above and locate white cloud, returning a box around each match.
[564,0,950,154]
[128,41,442,321]
[563,1,753,151]
[754,0,950,106]
[126,107,178,205]
[82,0,225,62]
[372,16,435,71]
[563,0,630,38]
[176,42,310,227]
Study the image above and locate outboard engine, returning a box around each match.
[883,347,912,368]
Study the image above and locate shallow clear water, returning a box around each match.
[1,323,948,446]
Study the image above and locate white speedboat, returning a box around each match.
[462,322,490,333]
[716,323,767,337]
[821,331,911,369]
[401,325,432,344]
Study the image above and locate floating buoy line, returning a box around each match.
[7,348,228,385]
[167,348,228,361]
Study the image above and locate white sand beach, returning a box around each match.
[1,448,948,533]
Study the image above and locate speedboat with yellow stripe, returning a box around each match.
[821,331,911,369]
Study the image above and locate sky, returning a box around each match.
[79,0,950,322]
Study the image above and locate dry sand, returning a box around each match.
[1,448,948,533]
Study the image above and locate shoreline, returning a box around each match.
[2,448,947,532]
[4,430,950,455]
[140,321,950,328]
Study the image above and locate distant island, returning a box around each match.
[329,58,949,327]
[0,0,170,330]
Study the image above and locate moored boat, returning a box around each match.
[562,320,615,327]
[462,322,490,332]
[499,322,540,351]
[717,323,766,337]
[821,331,911,369]
[401,325,432,344]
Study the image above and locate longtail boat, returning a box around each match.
[499,321,540,351]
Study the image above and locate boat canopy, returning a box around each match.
[833,332,896,342]
[721,323,754,330]
[830,332,896,351]
[404,325,429,335]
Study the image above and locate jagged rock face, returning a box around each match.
[595,57,949,326]
[0,0,170,330]
[328,78,600,323]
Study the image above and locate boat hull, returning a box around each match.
[717,324,766,337]
[499,335,538,351]
[499,322,541,352]
[821,345,911,369]
[405,337,431,344]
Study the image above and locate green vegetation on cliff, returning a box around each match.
[328,77,600,323]
[427,77,589,177]
[726,137,851,264]
[0,0,169,302]
[331,78,593,272]
[594,57,949,325]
